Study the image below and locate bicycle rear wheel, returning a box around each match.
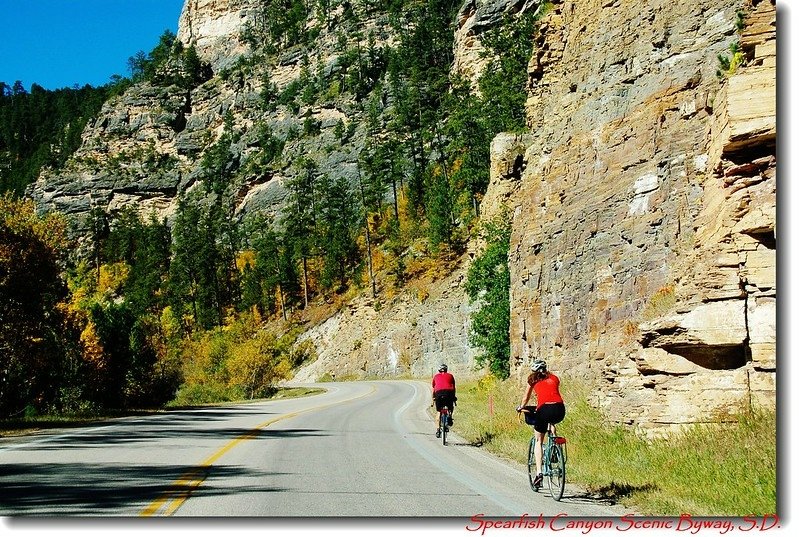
[527,437,537,491]
[440,411,448,445]
[547,442,566,501]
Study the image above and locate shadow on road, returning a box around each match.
[0,421,330,516]
[0,462,292,516]
[443,440,484,447]
[2,409,333,450]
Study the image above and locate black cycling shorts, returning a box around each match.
[434,390,455,412]
[532,402,565,434]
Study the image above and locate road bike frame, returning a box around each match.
[520,410,567,501]
[438,406,450,446]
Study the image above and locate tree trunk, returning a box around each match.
[302,256,309,308]
[357,167,377,298]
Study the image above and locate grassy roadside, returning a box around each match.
[0,410,158,438]
[0,386,324,438]
[165,385,323,408]
[454,376,777,516]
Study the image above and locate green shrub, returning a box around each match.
[168,382,245,407]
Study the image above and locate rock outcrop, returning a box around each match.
[293,261,481,382]
[24,0,777,432]
[454,0,540,88]
[491,0,776,433]
[27,0,374,237]
[178,0,260,71]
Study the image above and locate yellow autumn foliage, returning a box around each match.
[159,306,183,341]
[226,331,283,399]
[173,314,316,404]
[0,194,67,251]
[236,249,256,272]
[98,262,129,295]
[79,321,106,370]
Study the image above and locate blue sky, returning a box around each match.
[0,0,184,90]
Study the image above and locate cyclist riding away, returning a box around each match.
[432,364,456,437]
[517,360,565,489]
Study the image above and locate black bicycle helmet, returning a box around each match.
[438,364,448,372]
[531,360,547,373]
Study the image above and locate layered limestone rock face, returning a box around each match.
[26,74,277,235]
[497,0,776,432]
[27,84,191,226]
[177,0,259,71]
[454,0,541,89]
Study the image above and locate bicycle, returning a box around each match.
[437,406,451,445]
[520,409,567,501]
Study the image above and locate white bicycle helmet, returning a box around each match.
[530,360,547,373]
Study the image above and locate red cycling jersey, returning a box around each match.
[530,373,563,409]
[432,372,456,392]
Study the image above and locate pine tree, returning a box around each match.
[250,219,287,318]
[283,157,319,308]
[127,213,171,316]
[169,196,224,330]
[317,173,360,292]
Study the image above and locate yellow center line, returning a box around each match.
[140,384,378,517]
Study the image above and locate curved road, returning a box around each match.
[0,381,628,517]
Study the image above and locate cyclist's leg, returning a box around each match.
[547,403,566,440]
[536,430,546,467]
[433,392,443,433]
[533,421,547,477]
[535,404,561,474]
[447,392,455,424]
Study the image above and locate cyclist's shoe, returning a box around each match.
[533,473,543,490]
[448,416,454,426]
[435,429,441,438]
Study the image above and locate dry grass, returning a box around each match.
[455,376,777,516]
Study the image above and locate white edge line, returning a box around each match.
[392,380,531,515]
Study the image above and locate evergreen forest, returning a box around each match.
[0,0,547,419]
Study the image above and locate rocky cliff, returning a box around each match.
[489,0,776,432]
[178,0,258,72]
[24,0,777,432]
[293,262,480,382]
[27,0,379,236]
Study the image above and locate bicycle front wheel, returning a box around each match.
[527,437,537,491]
[547,443,566,501]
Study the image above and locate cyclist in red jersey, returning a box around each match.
[432,364,456,436]
[517,360,566,489]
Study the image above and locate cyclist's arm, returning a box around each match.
[518,384,534,410]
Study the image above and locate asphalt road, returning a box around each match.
[0,380,628,518]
